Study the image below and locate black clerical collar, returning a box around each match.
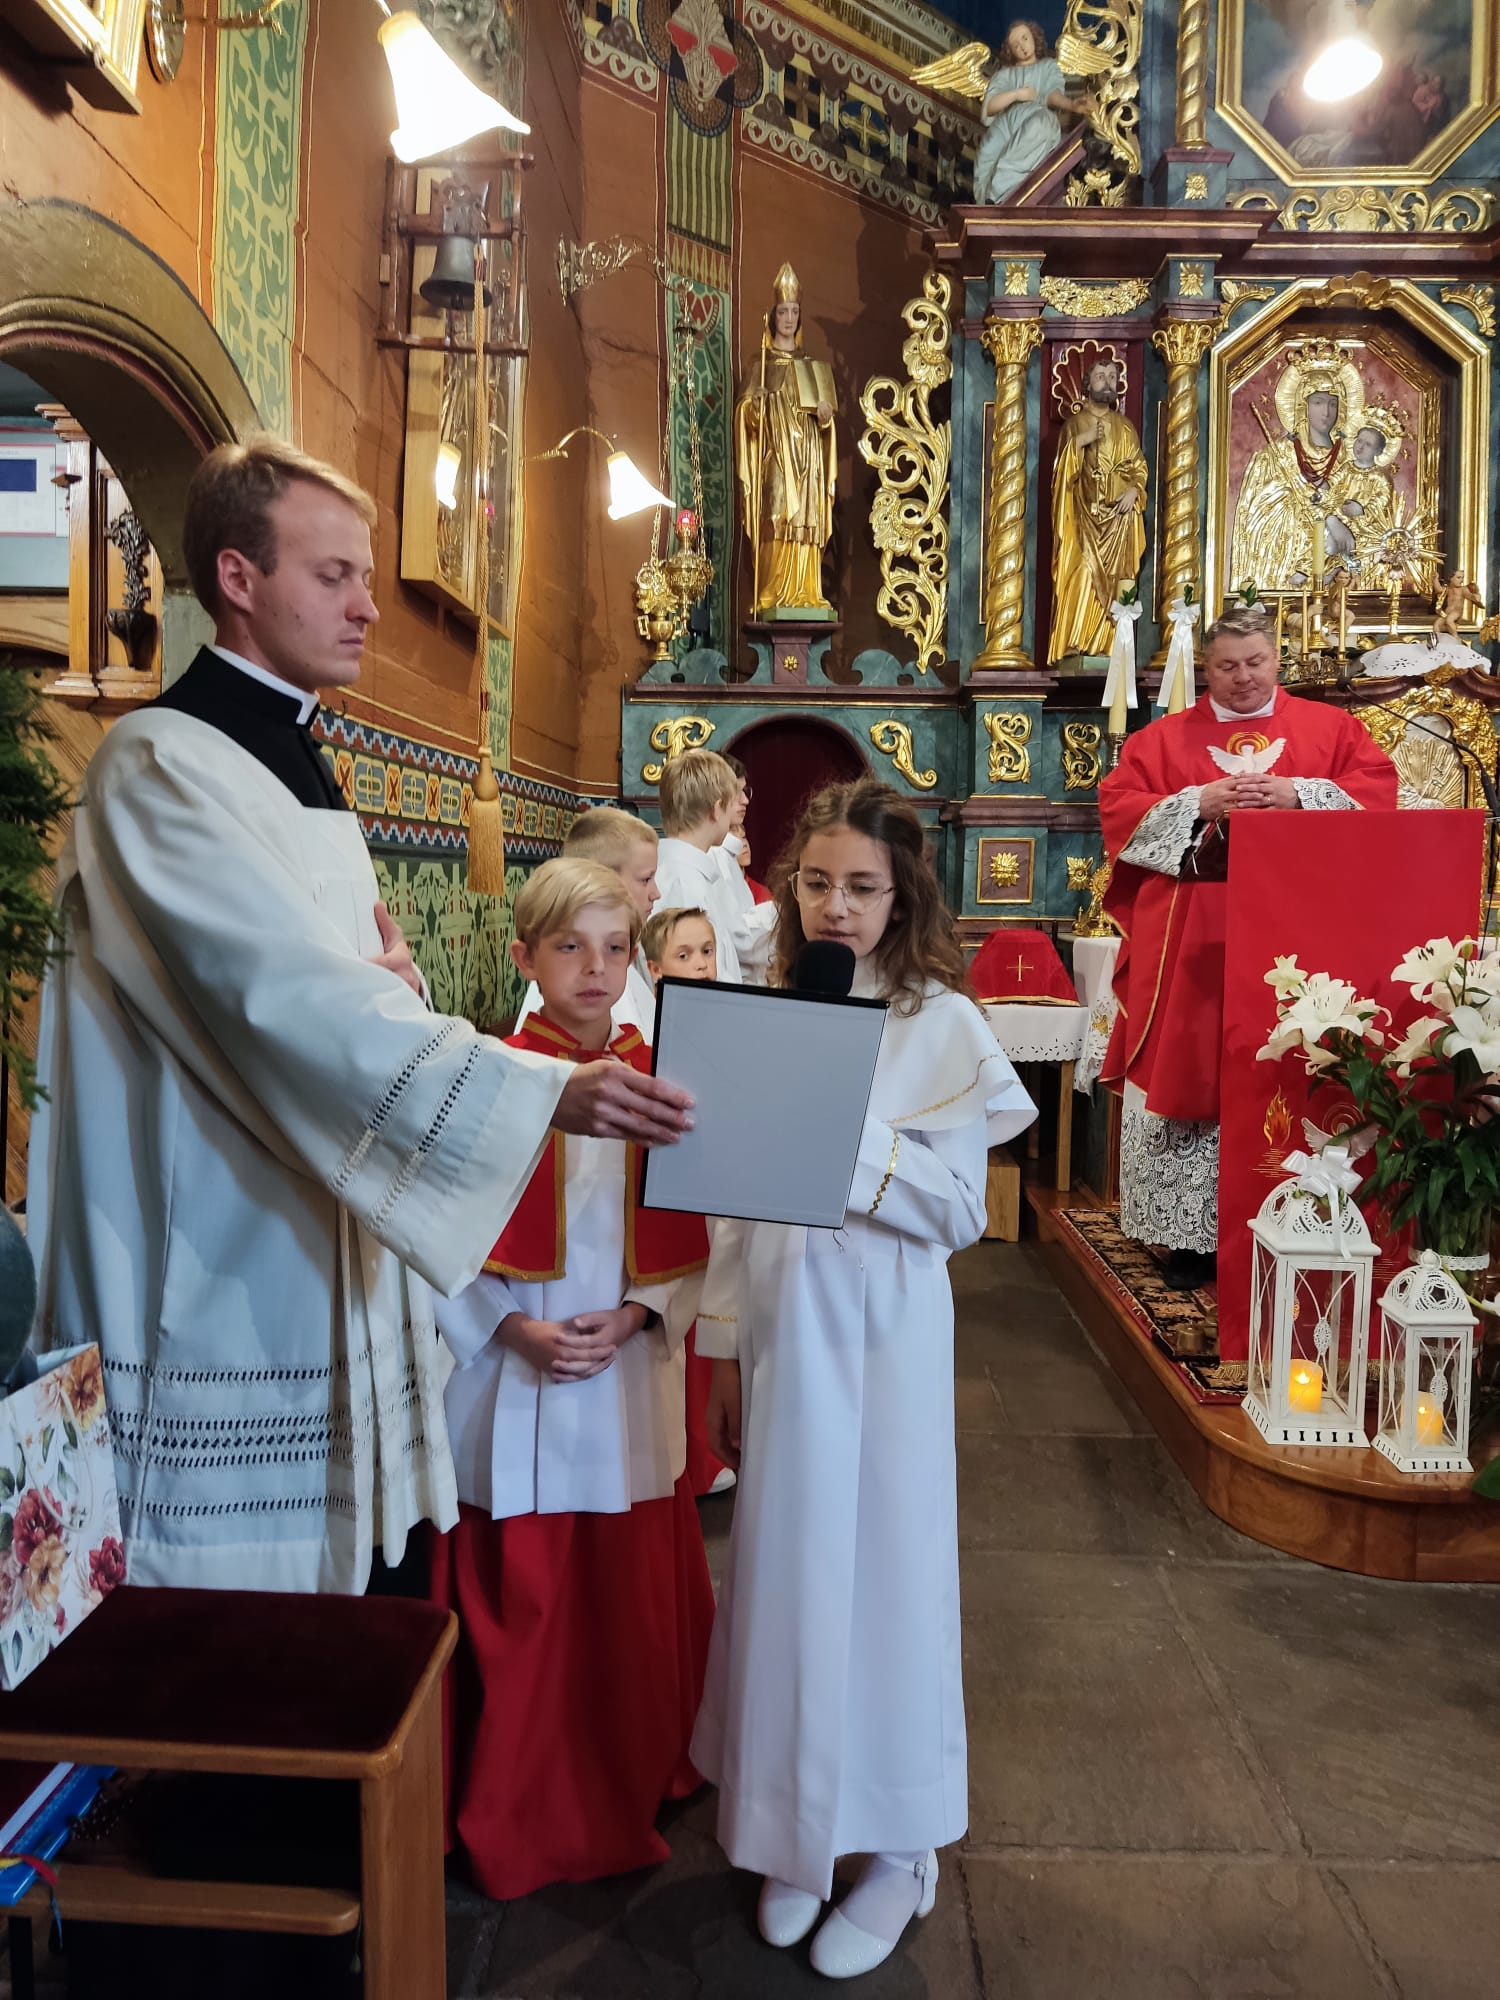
[207,645,321,724]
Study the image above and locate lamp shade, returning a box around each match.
[380,11,529,163]
[606,451,672,520]
[1303,33,1382,102]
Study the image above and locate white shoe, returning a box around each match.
[708,1465,737,1494]
[757,1875,823,1948]
[809,1850,938,1979]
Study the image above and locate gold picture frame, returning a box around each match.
[1215,0,1499,188]
[1205,278,1490,619]
[6,0,148,110]
[976,837,1035,907]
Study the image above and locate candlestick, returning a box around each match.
[1310,510,1325,587]
[1273,593,1286,659]
[1287,1363,1324,1414]
[1299,588,1309,658]
[1107,666,1128,740]
[1337,579,1349,657]
[1411,1396,1444,1447]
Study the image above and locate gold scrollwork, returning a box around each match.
[1058,0,1143,176]
[1218,278,1276,320]
[984,711,1033,785]
[1039,276,1150,318]
[642,715,715,783]
[1228,185,1495,234]
[1440,283,1497,340]
[859,272,955,678]
[1064,167,1130,208]
[1354,686,1498,812]
[1061,719,1103,791]
[869,719,938,790]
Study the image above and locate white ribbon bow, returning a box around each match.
[1282,1144,1363,1256]
[1102,598,1142,712]
[1157,598,1200,711]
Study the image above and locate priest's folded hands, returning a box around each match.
[1198,773,1301,817]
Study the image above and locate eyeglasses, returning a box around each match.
[791,871,896,913]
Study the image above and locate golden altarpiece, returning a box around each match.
[621,0,1500,949]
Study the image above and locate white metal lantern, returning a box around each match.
[1245,1177,1376,1447]
[1373,1252,1476,1474]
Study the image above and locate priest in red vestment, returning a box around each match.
[1098,606,1396,1287]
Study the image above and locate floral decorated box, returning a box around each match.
[0,1346,124,1689]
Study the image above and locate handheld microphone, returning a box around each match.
[791,940,856,998]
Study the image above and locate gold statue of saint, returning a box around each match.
[735,262,837,616]
[1232,343,1368,591]
[1048,357,1147,663]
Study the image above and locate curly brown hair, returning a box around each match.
[1003,19,1050,62]
[768,778,969,1015]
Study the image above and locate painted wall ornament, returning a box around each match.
[638,0,764,137]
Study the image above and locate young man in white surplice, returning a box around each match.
[652,748,776,985]
[691,779,1035,1980]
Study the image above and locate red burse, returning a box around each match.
[1098,691,1396,1123]
[433,1013,715,1901]
[970,925,1078,1004]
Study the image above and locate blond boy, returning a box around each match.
[654,750,775,983]
[517,806,659,1035]
[642,906,719,985]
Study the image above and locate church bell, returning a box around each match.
[420,234,492,314]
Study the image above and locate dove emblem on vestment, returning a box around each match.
[1207,738,1286,776]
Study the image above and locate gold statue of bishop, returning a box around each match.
[735,263,838,616]
[1048,354,1147,662]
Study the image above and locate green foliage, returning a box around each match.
[0,663,72,1109]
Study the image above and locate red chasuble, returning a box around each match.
[1098,691,1396,1123]
[485,1015,708,1283]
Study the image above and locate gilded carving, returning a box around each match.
[869,719,938,790]
[1174,0,1207,148]
[1064,166,1130,208]
[984,711,1033,785]
[1151,317,1218,631]
[642,715,715,783]
[1219,279,1275,319]
[1061,719,1103,791]
[1057,0,1143,176]
[1184,171,1209,201]
[1065,854,1095,893]
[1178,263,1206,300]
[1229,186,1495,235]
[1004,262,1030,298]
[989,851,1022,888]
[1440,283,1497,341]
[1355,687,1498,813]
[1039,276,1150,318]
[975,318,1044,670]
[1073,861,1119,937]
[858,272,954,677]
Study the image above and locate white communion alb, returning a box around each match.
[27,712,567,1593]
[690,962,1036,1895]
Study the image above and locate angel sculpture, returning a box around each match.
[1433,570,1486,639]
[914,22,1098,204]
[1207,738,1286,778]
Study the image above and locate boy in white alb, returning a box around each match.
[653,749,776,985]
[516,806,659,1036]
[431,859,714,1899]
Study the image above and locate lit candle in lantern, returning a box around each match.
[1411,1397,1444,1446]
[1287,1363,1324,1413]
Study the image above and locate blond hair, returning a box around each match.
[564,805,658,869]
[512,857,640,950]
[1204,606,1274,651]
[183,435,377,616]
[640,905,710,966]
[657,748,738,835]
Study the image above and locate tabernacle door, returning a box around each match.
[1217,811,1486,1365]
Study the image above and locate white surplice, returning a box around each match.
[690,970,1036,1895]
[26,711,568,1594]
[437,1129,703,1519]
[654,837,776,986]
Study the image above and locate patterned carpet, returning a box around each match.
[1053,1206,1248,1403]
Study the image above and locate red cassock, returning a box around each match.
[431,1015,716,1900]
[1098,691,1397,1123]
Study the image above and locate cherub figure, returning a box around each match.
[1433,570,1485,638]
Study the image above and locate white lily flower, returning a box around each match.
[1391,937,1464,1000]
[1441,1005,1500,1074]
[1264,955,1305,1001]
[1387,1017,1446,1073]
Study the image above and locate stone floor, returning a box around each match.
[10,1239,1500,1997]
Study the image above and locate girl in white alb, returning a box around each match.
[691,779,1036,1978]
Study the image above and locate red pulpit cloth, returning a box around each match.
[970,926,1078,1004]
[1217,811,1485,1361]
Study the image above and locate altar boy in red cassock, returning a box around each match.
[430,858,714,1899]
[1098,607,1396,1288]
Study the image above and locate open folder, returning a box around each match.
[640,977,887,1227]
